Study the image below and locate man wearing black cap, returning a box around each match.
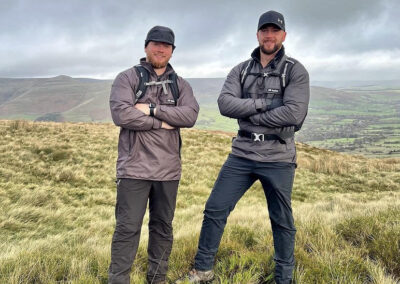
[183,11,309,284]
[108,26,199,284]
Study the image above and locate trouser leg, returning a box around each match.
[146,180,179,283]
[194,154,256,270]
[256,162,296,284]
[109,179,151,284]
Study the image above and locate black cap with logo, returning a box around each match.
[258,11,285,31]
[145,26,175,49]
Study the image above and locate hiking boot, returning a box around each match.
[177,269,214,283]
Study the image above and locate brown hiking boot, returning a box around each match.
[176,268,214,283]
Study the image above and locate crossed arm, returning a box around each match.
[218,62,310,128]
[217,64,269,119]
[109,72,199,131]
[134,104,174,129]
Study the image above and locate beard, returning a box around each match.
[147,53,170,69]
[260,42,281,55]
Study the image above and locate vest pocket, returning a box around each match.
[257,92,283,110]
[269,96,283,110]
[159,97,176,105]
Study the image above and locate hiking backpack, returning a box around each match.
[132,64,182,155]
[239,57,306,132]
[133,65,179,105]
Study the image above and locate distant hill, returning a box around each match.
[0,76,112,122]
[0,76,227,122]
[312,80,400,90]
[1,76,399,157]
[1,75,381,122]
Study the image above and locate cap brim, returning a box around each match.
[258,22,284,31]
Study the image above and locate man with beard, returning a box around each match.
[183,11,309,284]
[108,26,199,284]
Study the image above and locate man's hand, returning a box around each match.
[161,121,175,129]
[249,113,261,125]
[135,103,151,115]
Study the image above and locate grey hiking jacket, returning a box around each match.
[218,46,309,163]
[110,59,199,180]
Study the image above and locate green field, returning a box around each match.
[195,88,400,158]
[0,120,399,283]
[195,105,237,133]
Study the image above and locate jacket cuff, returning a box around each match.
[152,118,162,129]
[154,105,165,119]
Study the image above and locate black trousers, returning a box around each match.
[108,179,179,284]
[194,154,296,284]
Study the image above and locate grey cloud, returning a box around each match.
[0,0,399,80]
[281,0,400,53]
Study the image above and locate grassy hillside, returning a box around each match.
[0,77,112,122]
[0,120,399,284]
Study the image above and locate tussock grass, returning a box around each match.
[0,120,399,283]
[297,143,399,175]
[336,207,400,278]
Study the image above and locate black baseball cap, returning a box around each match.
[145,26,175,48]
[258,11,285,31]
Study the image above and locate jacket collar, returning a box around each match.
[139,58,174,78]
[251,45,285,70]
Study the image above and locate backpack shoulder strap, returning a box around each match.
[279,57,306,132]
[133,65,149,104]
[240,59,255,91]
[168,72,179,106]
[279,57,296,92]
[167,71,182,155]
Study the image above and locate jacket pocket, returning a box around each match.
[128,130,135,155]
[159,94,176,105]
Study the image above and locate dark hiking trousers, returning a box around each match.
[194,154,296,284]
[108,178,179,284]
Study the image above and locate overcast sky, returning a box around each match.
[1,0,399,81]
